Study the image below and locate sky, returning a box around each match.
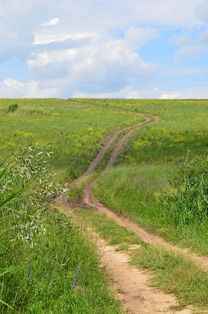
[0,0,208,99]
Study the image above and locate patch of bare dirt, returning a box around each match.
[87,229,192,314]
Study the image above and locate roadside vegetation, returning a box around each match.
[0,147,121,313]
[94,153,208,256]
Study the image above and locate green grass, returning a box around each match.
[82,98,208,164]
[78,208,208,311]
[2,98,208,311]
[87,99,208,256]
[68,173,97,202]
[131,246,208,310]
[1,208,122,313]
[77,210,142,246]
[0,99,143,181]
[0,148,122,313]
[93,164,172,233]
[93,165,208,256]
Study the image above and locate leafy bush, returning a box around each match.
[7,103,18,113]
[164,154,208,225]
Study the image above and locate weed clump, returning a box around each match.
[7,103,18,113]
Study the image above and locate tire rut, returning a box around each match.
[64,112,206,313]
[82,113,208,272]
[84,115,151,176]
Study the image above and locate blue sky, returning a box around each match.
[0,0,208,98]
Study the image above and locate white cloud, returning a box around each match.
[74,86,208,99]
[195,0,208,25]
[1,78,208,99]
[144,87,208,99]
[0,78,58,98]
[28,31,156,94]
[73,86,141,98]
[159,92,181,99]
[176,86,208,99]
[174,29,208,59]
[42,17,61,27]
[124,27,159,50]
[33,31,98,45]
[0,0,205,53]
[152,87,208,99]
[0,0,207,98]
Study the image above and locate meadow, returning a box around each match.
[0,99,142,180]
[1,98,208,312]
[93,99,208,255]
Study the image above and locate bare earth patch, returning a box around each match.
[88,229,192,314]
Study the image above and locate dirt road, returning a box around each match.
[64,113,206,313]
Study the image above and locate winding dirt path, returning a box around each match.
[84,115,151,176]
[107,115,159,169]
[81,113,208,272]
[67,211,191,314]
[63,112,207,313]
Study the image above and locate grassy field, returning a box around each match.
[0,99,143,181]
[1,98,208,312]
[93,99,208,256]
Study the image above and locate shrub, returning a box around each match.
[7,103,18,113]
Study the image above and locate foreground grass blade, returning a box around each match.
[0,268,16,311]
[0,299,16,311]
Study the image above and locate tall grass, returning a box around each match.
[0,147,121,313]
[93,160,208,255]
[163,154,208,225]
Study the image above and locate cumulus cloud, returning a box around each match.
[42,17,61,27]
[28,31,156,95]
[74,86,208,99]
[33,31,98,46]
[0,0,207,98]
[124,27,159,50]
[0,78,58,98]
[174,29,208,59]
[195,0,208,25]
[73,87,140,99]
[175,86,208,99]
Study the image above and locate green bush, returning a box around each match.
[7,103,18,113]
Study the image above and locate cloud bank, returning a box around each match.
[0,0,207,98]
